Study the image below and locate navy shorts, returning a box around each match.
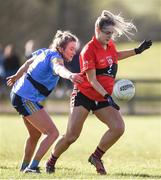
[10,92,43,117]
[70,89,116,112]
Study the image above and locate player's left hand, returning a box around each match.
[135,40,152,54]
[6,75,16,86]
[104,94,120,110]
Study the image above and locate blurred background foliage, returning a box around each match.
[0,0,161,56]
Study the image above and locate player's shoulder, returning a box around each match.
[33,48,47,55]
[81,40,94,55]
[50,50,62,59]
[48,51,63,65]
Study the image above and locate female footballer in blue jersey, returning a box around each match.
[6,30,83,173]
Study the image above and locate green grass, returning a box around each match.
[116,42,161,79]
[0,114,161,179]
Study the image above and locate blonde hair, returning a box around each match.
[52,30,78,50]
[95,10,137,40]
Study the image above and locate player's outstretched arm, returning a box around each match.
[6,58,34,86]
[53,58,84,84]
[117,40,152,60]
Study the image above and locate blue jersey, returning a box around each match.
[12,49,63,102]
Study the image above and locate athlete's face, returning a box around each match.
[62,41,77,62]
[96,25,115,45]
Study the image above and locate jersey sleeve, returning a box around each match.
[50,55,63,75]
[80,46,96,73]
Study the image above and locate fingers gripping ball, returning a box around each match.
[113,79,135,101]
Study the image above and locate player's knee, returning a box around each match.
[46,128,59,142]
[117,124,125,137]
[50,129,59,142]
[65,134,78,145]
[28,132,41,143]
[33,133,41,142]
[112,122,125,137]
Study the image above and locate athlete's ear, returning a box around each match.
[96,27,101,33]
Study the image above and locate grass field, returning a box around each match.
[0,114,161,179]
[116,42,161,80]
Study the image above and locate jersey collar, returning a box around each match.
[92,36,113,49]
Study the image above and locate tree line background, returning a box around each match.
[0,0,160,115]
[0,0,161,56]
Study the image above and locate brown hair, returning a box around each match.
[52,30,78,50]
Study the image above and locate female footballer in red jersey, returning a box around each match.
[46,10,152,175]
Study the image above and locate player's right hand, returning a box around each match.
[70,73,84,84]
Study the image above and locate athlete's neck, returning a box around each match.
[96,36,108,50]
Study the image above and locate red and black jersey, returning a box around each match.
[76,36,118,101]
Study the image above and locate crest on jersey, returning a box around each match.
[106,56,113,65]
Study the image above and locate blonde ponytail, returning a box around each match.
[95,10,137,40]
